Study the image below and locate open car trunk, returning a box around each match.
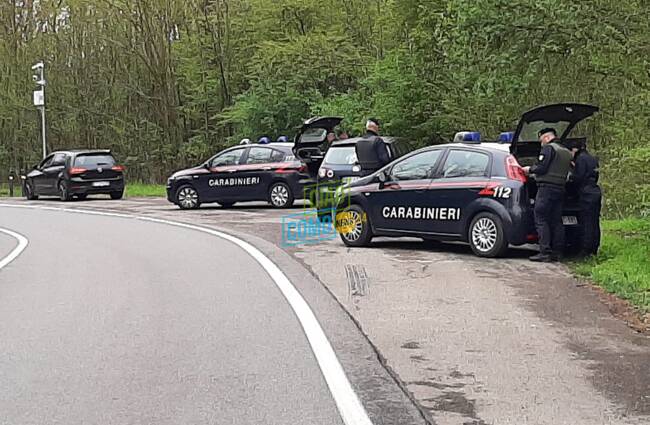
[510,103,599,204]
[292,116,343,178]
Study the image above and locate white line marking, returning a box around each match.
[0,204,373,425]
[0,227,29,271]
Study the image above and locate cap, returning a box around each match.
[367,118,381,126]
[538,127,557,138]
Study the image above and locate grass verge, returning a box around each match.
[124,183,166,198]
[571,218,650,313]
[0,184,22,197]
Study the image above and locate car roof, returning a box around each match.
[419,143,511,156]
[51,149,113,155]
[330,136,398,148]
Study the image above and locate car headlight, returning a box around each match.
[318,168,327,178]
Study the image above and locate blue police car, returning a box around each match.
[333,103,599,257]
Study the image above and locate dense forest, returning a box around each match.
[1,0,649,216]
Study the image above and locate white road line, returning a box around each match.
[0,227,29,271]
[0,204,373,425]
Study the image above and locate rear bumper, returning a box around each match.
[68,179,124,194]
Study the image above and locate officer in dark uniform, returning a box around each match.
[355,118,391,176]
[572,145,602,256]
[523,128,572,262]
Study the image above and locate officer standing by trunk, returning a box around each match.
[572,145,602,256]
[355,118,390,176]
[523,128,572,262]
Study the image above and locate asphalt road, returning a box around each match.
[0,206,424,425]
[2,197,648,425]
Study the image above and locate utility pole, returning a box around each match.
[32,62,47,158]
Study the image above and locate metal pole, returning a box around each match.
[40,106,46,158]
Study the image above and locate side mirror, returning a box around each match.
[377,170,388,188]
[203,162,210,169]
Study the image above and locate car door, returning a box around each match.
[197,147,248,202]
[428,148,493,235]
[241,146,287,200]
[42,152,68,193]
[369,149,444,234]
[31,155,54,193]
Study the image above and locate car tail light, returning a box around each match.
[69,167,87,175]
[112,165,125,172]
[506,155,527,183]
[298,164,307,173]
[478,183,498,196]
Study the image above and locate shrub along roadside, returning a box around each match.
[571,218,650,313]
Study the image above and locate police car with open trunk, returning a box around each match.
[333,103,599,257]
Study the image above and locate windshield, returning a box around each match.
[518,121,570,142]
[74,154,116,167]
[323,146,357,165]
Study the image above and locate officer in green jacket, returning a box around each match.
[523,128,572,262]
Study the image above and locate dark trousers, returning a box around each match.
[534,185,565,255]
[579,187,602,255]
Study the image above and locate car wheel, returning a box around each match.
[337,204,372,247]
[58,181,72,202]
[219,201,235,208]
[110,191,123,200]
[176,185,200,209]
[24,181,38,200]
[76,194,88,201]
[269,182,294,208]
[468,212,508,257]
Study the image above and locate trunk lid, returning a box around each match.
[293,116,343,176]
[510,103,599,159]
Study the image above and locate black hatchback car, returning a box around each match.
[23,150,125,201]
[333,103,599,257]
[166,142,310,209]
[292,116,411,214]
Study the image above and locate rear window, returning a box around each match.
[323,146,357,165]
[74,154,116,167]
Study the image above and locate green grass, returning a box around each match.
[572,218,650,312]
[124,183,166,198]
[0,184,22,197]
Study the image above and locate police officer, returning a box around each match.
[355,118,390,176]
[572,144,602,256]
[523,128,572,262]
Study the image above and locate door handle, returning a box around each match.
[226,169,237,173]
[262,167,272,171]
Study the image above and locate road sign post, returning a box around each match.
[32,62,46,159]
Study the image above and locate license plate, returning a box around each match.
[342,176,360,184]
[92,181,110,187]
[562,216,578,225]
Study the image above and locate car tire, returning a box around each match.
[269,182,294,208]
[468,212,509,258]
[338,204,372,247]
[176,185,200,210]
[219,201,235,208]
[24,181,38,200]
[58,181,72,202]
[110,191,123,200]
[76,194,88,201]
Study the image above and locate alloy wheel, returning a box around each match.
[270,184,289,207]
[471,217,498,252]
[177,187,199,209]
[342,210,364,242]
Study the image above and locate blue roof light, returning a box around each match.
[498,132,514,143]
[453,131,481,143]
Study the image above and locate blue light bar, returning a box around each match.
[453,131,481,143]
[498,132,514,143]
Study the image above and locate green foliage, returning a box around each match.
[1,0,649,216]
[573,218,650,312]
